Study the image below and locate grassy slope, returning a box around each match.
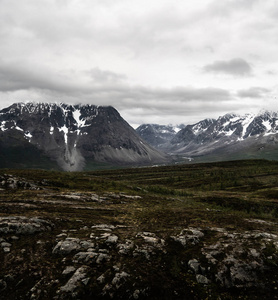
[0,141,60,170]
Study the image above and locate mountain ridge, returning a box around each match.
[136,110,278,162]
[0,102,169,171]
[135,123,185,151]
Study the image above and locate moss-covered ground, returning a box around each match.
[0,159,278,299]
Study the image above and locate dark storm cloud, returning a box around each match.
[237,87,271,98]
[203,58,253,76]
[0,63,78,93]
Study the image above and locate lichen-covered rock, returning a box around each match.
[136,232,165,248]
[0,174,41,190]
[188,259,200,274]
[111,271,130,289]
[73,251,98,264]
[53,238,94,257]
[79,240,95,249]
[59,266,89,294]
[171,228,204,246]
[91,224,115,231]
[196,274,210,285]
[0,217,53,235]
[53,238,82,255]
[201,227,278,289]
[96,253,110,264]
[62,266,76,276]
[133,245,155,260]
[106,234,118,245]
[1,242,12,248]
[117,240,134,255]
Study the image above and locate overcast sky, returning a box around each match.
[0,0,278,127]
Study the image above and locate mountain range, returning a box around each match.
[1,102,278,171]
[0,102,168,171]
[136,111,278,162]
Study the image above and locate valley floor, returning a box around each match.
[0,159,278,299]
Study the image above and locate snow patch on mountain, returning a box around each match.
[24,132,32,140]
[0,121,8,132]
[174,127,182,133]
[59,125,69,145]
[262,120,272,132]
[224,129,235,136]
[241,114,255,139]
[15,126,23,132]
[73,109,85,128]
[192,123,207,134]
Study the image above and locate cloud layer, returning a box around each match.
[0,0,277,127]
[203,58,253,76]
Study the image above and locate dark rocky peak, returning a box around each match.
[257,110,278,119]
[190,118,216,134]
[0,102,112,130]
[137,124,177,135]
[171,119,216,145]
[243,111,278,138]
[212,114,242,136]
[217,113,238,122]
[2,102,61,115]
[136,124,184,150]
[0,102,169,171]
[172,126,195,143]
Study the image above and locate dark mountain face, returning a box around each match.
[0,102,169,171]
[136,124,185,151]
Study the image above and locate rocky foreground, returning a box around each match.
[0,162,278,299]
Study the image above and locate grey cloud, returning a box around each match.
[0,62,127,94]
[86,68,127,83]
[266,70,276,75]
[0,60,233,122]
[209,0,260,17]
[237,87,270,98]
[121,99,257,128]
[203,58,253,76]
[0,74,262,127]
[0,64,41,92]
[0,1,276,126]
[0,63,77,93]
[109,87,232,111]
[0,62,231,104]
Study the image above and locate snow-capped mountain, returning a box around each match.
[136,111,278,162]
[135,124,185,151]
[168,111,278,161]
[0,102,169,171]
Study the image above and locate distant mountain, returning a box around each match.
[136,124,185,151]
[0,102,169,171]
[171,111,278,162]
[137,111,278,163]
